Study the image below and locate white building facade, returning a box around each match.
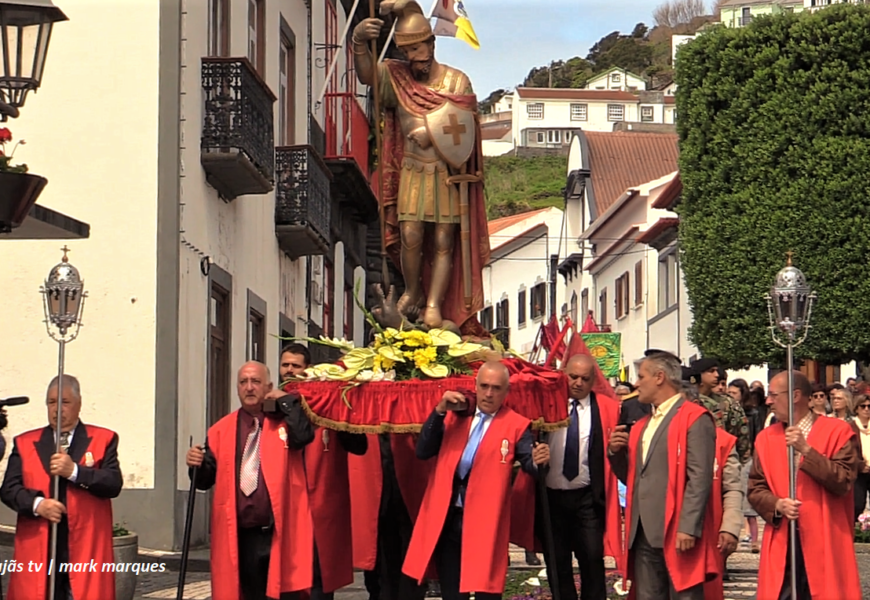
[584,67,648,92]
[0,0,375,550]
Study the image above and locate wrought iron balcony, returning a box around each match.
[323,92,378,223]
[201,57,276,200]
[275,146,332,259]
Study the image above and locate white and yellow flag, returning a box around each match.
[431,0,480,50]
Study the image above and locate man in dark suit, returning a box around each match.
[609,352,717,600]
[537,354,612,600]
[1,374,123,600]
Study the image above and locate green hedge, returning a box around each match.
[675,4,870,368]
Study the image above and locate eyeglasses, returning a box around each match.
[859,404,870,410]
[812,393,826,398]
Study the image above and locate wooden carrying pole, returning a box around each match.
[370,0,390,291]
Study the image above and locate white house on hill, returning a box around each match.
[584,67,648,92]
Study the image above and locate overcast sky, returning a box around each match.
[433,0,662,97]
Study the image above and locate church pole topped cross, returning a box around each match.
[60,245,70,263]
[443,113,467,146]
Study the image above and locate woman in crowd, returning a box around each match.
[735,382,765,553]
[853,394,870,522]
[830,384,855,422]
[810,383,830,415]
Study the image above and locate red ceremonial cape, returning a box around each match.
[208,410,314,600]
[754,417,861,600]
[509,392,624,573]
[402,407,530,593]
[8,426,117,600]
[381,59,490,333]
[624,401,719,595]
[305,428,353,593]
[348,433,433,571]
[703,429,738,600]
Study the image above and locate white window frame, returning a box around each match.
[527,102,544,120]
[570,103,588,121]
[641,105,654,122]
[611,73,622,83]
[547,130,561,144]
[536,131,545,144]
[607,104,625,122]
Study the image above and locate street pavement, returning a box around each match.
[1,541,870,598]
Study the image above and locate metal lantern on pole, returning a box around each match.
[39,244,86,600]
[765,251,816,600]
[0,0,68,120]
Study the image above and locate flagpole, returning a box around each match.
[378,0,440,63]
[315,0,363,109]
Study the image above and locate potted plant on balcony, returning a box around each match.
[0,127,48,232]
[113,522,139,600]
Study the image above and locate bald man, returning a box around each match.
[186,361,315,600]
[403,362,550,600]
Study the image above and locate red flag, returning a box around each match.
[580,310,600,334]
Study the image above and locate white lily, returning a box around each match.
[447,341,484,357]
[428,328,462,346]
[420,363,449,378]
[318,336,355,352]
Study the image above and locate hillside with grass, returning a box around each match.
[484,154,567,218]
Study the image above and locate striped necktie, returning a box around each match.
[239,418,261,496]
[59,431,71,454]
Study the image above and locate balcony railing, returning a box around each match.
[201,57,276,200]
[325,92,370,176]
[274,146,332,259]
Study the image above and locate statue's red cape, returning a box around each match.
[378,59,490,334]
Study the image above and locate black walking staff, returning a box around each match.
[534,432,561,600]
[177,437,206,600]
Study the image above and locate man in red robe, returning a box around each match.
[352,0,490,333]
[748,370,861,599]
[1,374,122,600]
[272,343,367,600]
[608,352,718,600]
[186,361,315,600]
[403,361,551,600]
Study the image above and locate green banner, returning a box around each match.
[581,333,622,377]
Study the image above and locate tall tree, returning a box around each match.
[676,4,870,368]
[653,0,706,28]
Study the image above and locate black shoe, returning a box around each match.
[525,551,541,566]
[426,581,441,598]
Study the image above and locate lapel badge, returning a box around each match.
[500,439,509,464]
[84,452,95,468]
[322,429,330,452]
[713,456,719,480]
[278,426,288,449]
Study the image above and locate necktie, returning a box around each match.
[239,418,261,496]
[563,400,580,481]
[457,413,489,480]
[59,431,71,454]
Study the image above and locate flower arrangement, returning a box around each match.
[856,512,870,543]
[0,127,27,174]
[297,327,484,383]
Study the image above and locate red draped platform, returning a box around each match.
[284,358,570,433]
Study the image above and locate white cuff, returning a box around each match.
[32,496,44,517]
[68,463,78,483]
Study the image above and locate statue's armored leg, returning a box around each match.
[423,223,456,328]
[397,221,425,316]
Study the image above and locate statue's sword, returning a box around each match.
[447,165,482,310]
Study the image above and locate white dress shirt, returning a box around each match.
[468,408,498,439]
[32,424,80,516]
[546,395,592,490]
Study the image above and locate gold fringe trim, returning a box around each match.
[298,395,570,434]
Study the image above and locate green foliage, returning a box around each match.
[675,4,870,368]
[523,57,593,89]
[113,522,130,537]
[484,155,567,218]
[479,88,508,114]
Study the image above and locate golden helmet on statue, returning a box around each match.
[391,0,434,47]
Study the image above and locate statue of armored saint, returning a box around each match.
[353,0,490,332]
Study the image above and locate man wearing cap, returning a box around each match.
[351,0,489,331]
[690,358,751,464]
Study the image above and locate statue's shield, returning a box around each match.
[425,101,476,169]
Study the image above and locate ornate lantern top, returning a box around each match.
[766,251,815,344]
[41,245,86,340]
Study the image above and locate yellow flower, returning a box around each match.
[412,346,438,369]
[447,341,483,357]
[420,363,449,378]
[378,345,405,363]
